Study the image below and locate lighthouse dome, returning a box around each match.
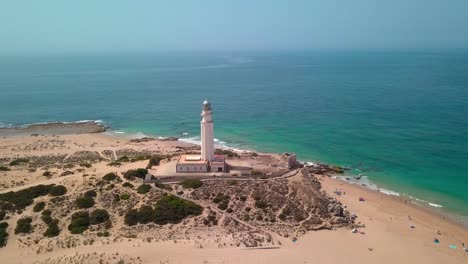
[202,99,211,111]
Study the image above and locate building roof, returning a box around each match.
[177,155,209,165]
[212,155,225,163]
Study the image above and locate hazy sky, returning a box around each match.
[1,0,468,53]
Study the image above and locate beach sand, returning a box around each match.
[0,131,467,263]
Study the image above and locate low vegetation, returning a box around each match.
[49,185,67,196]
[0,222,8,247]
[123,168,148,180]
[42,171,53,177]
[102,172,119,181]
[76,196,95,209]
[154,183,173,191]
[124,195,202,226]
[68,211,90,234]
[180,179,203,189]
[33,201,46,212]
[84,190,97,198]
[212,193,230,210]
[15,217,33,234]
[146,155,166,169]
[0,184,66,212]
[120,193,130,200]
[90,209,110,225]
[137,184,151,194]
[68,209,108,234]
[122,182,134,188]
[0,166,11,171]
[9,158,29,166]
[41,210,61,237]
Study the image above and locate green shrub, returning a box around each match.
[217,201,228,210]
[90,209,109,225]
[49,185,67,196]
[226,208,233,213]
[117,156,130,162]
[9,158,29,166]
[0,166,10,171]
[137,184,151,194]
[44,223,60,237]
[33,201,46,212]
[120,193,130,200]
[123,169,148,180]
[107,161,122,167]
[154,183,173,191]
[102,172,118,181]
[84,190,97,198]
[146,155,164,169]
[0,211,5,221]
[42,171,53,177]
[239,196,247,202]
[68,211,90,234]
[251,191,261,201]
[212,193,229,204]
[122,182,134,188]
[255,200,268,209]
[137,205,155,224]
[97,231,110,237]
[180,179,203,189]
[0,223,8,247]
[42,209,52,216]
[79,163,92,168]
[0,184,54,211]
[15,217,33,234]
[76,196,95,209]
[41,214,53,225]
[153,195,202,225]
[124,209,139,226]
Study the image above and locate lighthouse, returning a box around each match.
[200,99,214,161]
[176,99,226,173]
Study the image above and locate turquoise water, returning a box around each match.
[0,51,467,219]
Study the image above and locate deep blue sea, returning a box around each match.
[0,51,467,220]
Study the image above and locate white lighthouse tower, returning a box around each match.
[201,99,214,161]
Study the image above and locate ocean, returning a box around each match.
[0,51,467,221]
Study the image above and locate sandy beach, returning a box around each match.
[0,130,466,264]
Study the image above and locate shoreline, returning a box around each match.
[0,130,467,263]
[1,120,467,229]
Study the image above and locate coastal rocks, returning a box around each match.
[304,163,346,175]
[129,137,156,143]
[156,137,179,142]
[0,121,107,137]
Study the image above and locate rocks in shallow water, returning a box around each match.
[129,137,156,143]
[305,163,346,175]
[156,137,179,142]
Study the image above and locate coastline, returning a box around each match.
[1,120,467,227]
[0,126,467,263]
